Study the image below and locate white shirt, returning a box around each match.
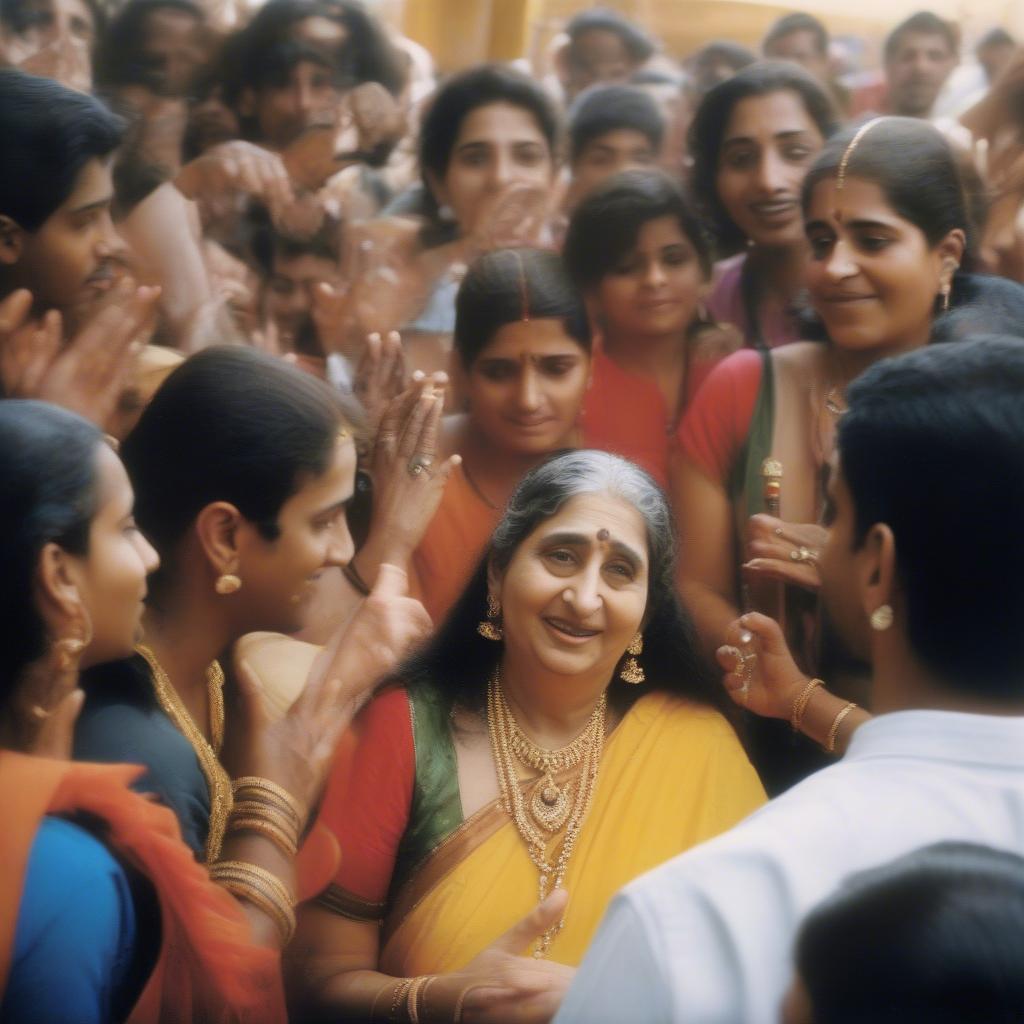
[555,710,1024,1024]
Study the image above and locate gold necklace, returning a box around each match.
[136,643,232,861]
[486,672,605,957]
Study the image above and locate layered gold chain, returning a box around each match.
[136,644,232,861]
[486,671,606,957]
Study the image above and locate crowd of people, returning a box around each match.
[3,1,1024,1021]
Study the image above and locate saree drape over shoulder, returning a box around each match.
[305,686,765,972]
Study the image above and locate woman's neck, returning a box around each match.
[602,326,688,376]
[460,425,570,509]
[747,241,808,302]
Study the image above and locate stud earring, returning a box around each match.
[870,604,893,631]
[620,633,645,684]
[215,573,242,595]
[477,594,503,641]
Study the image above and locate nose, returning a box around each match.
[824,237,858,282]
[137,531,161,575]
[563,564,602,618]
[642,257,667,288]
[490,149,515,190]
[96,212,125,259]
[326,519,355,568]
[754,148,788,193]
[516,365,541,411]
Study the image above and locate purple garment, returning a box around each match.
[707,253,800,350]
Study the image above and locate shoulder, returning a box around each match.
[769,340,826,372]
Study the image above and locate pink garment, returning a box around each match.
[707,253,800,350]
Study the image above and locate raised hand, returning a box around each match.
[742,515,829,592]
[466,182,552,256]
[175,140,294,210]
[352,330,408,432]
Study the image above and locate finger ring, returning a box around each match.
[29,703,53,721]
[791,546,812,562]
[407,454,433,478]
[774,527,784,537]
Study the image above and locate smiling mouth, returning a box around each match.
[750,200,798,219]
[543,616,601,640]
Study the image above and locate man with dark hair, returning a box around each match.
[0,0,100,90]
[762,12,830,83]
[976,26,1016,84]
[882,10,958,117]
[557,337,1024,1023]
[563,7,655,99]
[688,39,757,94]
[565,83,664,209]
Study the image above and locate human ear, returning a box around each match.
[0,215,25,267]
[936,228,966,273]
[194,501,245,579]
[33,542,87,637]
[424,169,449,209]
[857,522,897,627]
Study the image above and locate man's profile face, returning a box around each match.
[2,157,122,324]
[885,30,956,117]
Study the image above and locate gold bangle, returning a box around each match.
[790,678,825,732]
[825,701,858,753]
[227,816,299,857]
[210,859,295,904]
[230,799,302,840]
[390,978,413,1022]
[452,986,470,1024]
[406,976,430,1024]
[213,875,296,944]
[417,976,438,1023]
[232,777,305,826]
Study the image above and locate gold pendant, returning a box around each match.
[528,773,571,833]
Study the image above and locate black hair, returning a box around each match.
[977,27,1015,51]
[248,203,342,276]
[0,401,103,697]
[453,248,590,369]
[226,0,405,102]
[689,40,758,90]
[884,11,958,62]
[763,12,829,56]
[565,7,655,64]
[839,336,1024,699]
[386,450,728,719]
[567,83,664,164]
[689,62,838,251]
[93,0,203,91]
[0,68,123,233]
[802,117,976,268]
[121,347,359,594]
[796,842,1024,1023]
[564,168,712,290]
[930,275,1024,343]
[630,68,685,88]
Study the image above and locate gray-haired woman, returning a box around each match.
[289,450,765,1023]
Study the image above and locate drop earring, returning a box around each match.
[870,605,893,631]
[620,633,645,684]
[477,594,503,641]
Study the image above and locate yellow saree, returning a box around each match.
[379,691,765,974]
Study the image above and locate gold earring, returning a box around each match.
[215,573,242,595]
[620,633,645,684]
[940,281,951,313]
[53,617,92,672]
[477,594,503,641]
[870,605,893,631]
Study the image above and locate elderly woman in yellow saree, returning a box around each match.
[290,450,765,1022]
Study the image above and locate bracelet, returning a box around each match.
[406,975,430,1023]
[232,777,305,829]
[210,859,294,904]
[452,986,470,1024]
[210,866,297,944]
[230,799,302,844]
[417,975,438,1023]
[825,701,858,753]
[227,816,299,858]
[789,678,825,733]
[342,559,372,596]
[390,978,414,1022]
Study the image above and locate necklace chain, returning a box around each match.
[486,672,605,958]
[136,643,231,861]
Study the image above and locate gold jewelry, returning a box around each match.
[29,703,53,721]
[232,776,306,829]
[407,454,433,478]
[390,978,414,1021]
[417,976,438,1022]
[835,118,886,195]
[406,976,430,1023]
[761,458,783,518]
[790,678,825,732]
[210,859,294,903]
[452,987,469,1024]
[137,644,231,861]
[789,546,818,564]
[210,860,296,944]
[870,604,894,632]
[227,815,299,858]
[940,281,951,312]
[215,573,242,595]
[619,633,645,685]
[476,594,503,641]
[486,671,605,957]
[826,701,858,753]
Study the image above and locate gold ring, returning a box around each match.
[407,454,433,478]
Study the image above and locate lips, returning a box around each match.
[543,616,601,641]
[749,199,799,226]
[506,416,556,431]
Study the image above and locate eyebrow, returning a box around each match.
[541,531,645,569]
[722,129,814,147]
[806,217,899,232]
[68,195,113,217]
[310,495,353,520]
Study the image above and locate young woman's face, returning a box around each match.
[233,433,357,633]
[71,444,160,668]
[804,175,947,355]
[433,101,554,233]
[594,214,707,339]
[496,491,649,681]
[715,89,825,248]
[466,317,589,455]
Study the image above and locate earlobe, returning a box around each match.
[34,543,86,629]
[0,215,24,266]
[195,501,244,580]
[858,523,897,625]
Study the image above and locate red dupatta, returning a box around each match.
[0,751,286,1024]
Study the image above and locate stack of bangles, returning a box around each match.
[789,678,859,754]
[372,974,469,1023]
[209,777,306,944]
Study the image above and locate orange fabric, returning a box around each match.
[0,752,285,1024]
[582,348,672,488]
[410,463,501,625]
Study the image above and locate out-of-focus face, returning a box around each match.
[569,28,638,95]
[253,58,341,149]
[232,433,356,633]
[291,14,347,53]
[186,82,240,154]
[466,317,589,456]
[264,250,341,351]
[715,88,825,248]
[71,444,160,668]
[1,157,124,327]
[977,40,1015,83]
[884,30,956,117]
[136,6,205,96]
[497,491,649,681]
[765,29,830,84]
[594,214,706,339]
[0,0,94,90]
[2,0,93,47]
[804,175,947,355]
[569,128,658,206]
[432,101,554,235]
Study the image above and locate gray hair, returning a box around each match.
[491,450,676,601]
